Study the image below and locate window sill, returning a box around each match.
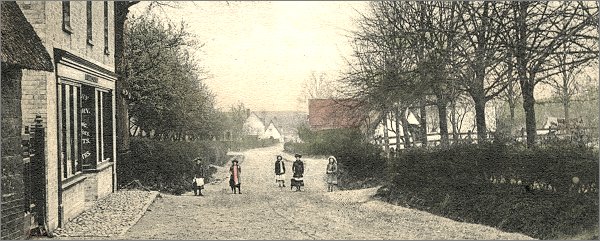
[104,47,110,56]
[61,173,87,190]
[83,161,113,173]
[63,24,72,34]
[87,39,94,46]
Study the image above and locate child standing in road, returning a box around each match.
[291,154,305,191]
[274,155,286,188]
[325,156,338,192]
[192,158,205,196]
[229,159,241,194]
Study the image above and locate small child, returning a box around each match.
[229,159,241,194]
[192,158,205,196]
[326,156,338,192]
[274,155,286,188]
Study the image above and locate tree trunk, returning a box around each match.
[437,98,449,146]
[395,106,402,150]
[382,111,390,157]
[419,100,428,146]
[114,2,137,169]
[563,100,570,121]
[521,81,536,147]
[450,100,459,143]
[401,107,412,148]
[473,96,488,141]
[515,1,536,148]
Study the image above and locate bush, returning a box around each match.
[285,128,387,189]
[118,138,229,195]
[380,143,598,239]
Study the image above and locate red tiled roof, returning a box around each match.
[308,99,365,130]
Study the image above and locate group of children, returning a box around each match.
[274,154,339,192]
[191,154,340,195]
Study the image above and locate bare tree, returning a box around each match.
[544,42,597,128]
[298,71,337,105]
[453,2,514,141]
[505,1,598,147]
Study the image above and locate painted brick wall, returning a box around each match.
[1,66,26,240]
[60,183,86,223]
[83,165,114,203]
[96,166,114,199]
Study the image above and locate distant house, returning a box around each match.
[368,108,423,150]
[237,111,308,142]
[263,120,284,142]
[252,111,308,142]
[1,2,53,239]
[308,99,365,131]
[243,112,266,138]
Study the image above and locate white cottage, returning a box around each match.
[243,112,266,137]
[263,121,284,142]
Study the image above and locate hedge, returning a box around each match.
[378,142,598,239]
[118,138,229,194]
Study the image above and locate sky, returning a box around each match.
[129,1,369,112]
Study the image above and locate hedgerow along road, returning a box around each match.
[119,144,534,240]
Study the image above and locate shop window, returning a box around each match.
[102,92,113,162]
[60,81,114,173]
[80,85,97,170]
[58,83,83,179]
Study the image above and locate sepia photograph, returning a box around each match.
[1,1,598,240]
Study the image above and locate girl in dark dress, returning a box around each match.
[325,156,338,192]
[192,158,205,196]
[274,155,286,188]
[229,159,241,194]
[291,154,304,191]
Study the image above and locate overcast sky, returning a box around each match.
[130,1,368,112]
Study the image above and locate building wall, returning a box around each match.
[18,1,116,231]
[1,66,26,240]
[82,164,114,202]
[243,114,266,136]
[263,123,284,142]
[60,181,86,223]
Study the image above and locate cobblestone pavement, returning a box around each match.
[116,144,535,240]
[51,190,158,239]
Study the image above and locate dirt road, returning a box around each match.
[119,144,533,240]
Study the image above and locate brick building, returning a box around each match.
[308,99,366,131]
[15,1,118,233]
[1,1,54,239]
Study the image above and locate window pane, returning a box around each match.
[87,1,92,41]
[102,92,113,161]
[97,90,103,162]
[60,84,68,179]
[71,86,78,175]
[62,1,70,30]
[80,86,96,169]
[65,85,72,176]
[104,1,108,52]
[77,86,83,172]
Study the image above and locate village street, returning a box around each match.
[116,144,533,240]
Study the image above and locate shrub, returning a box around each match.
[118,138,229,195]
[381,143,599,239]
